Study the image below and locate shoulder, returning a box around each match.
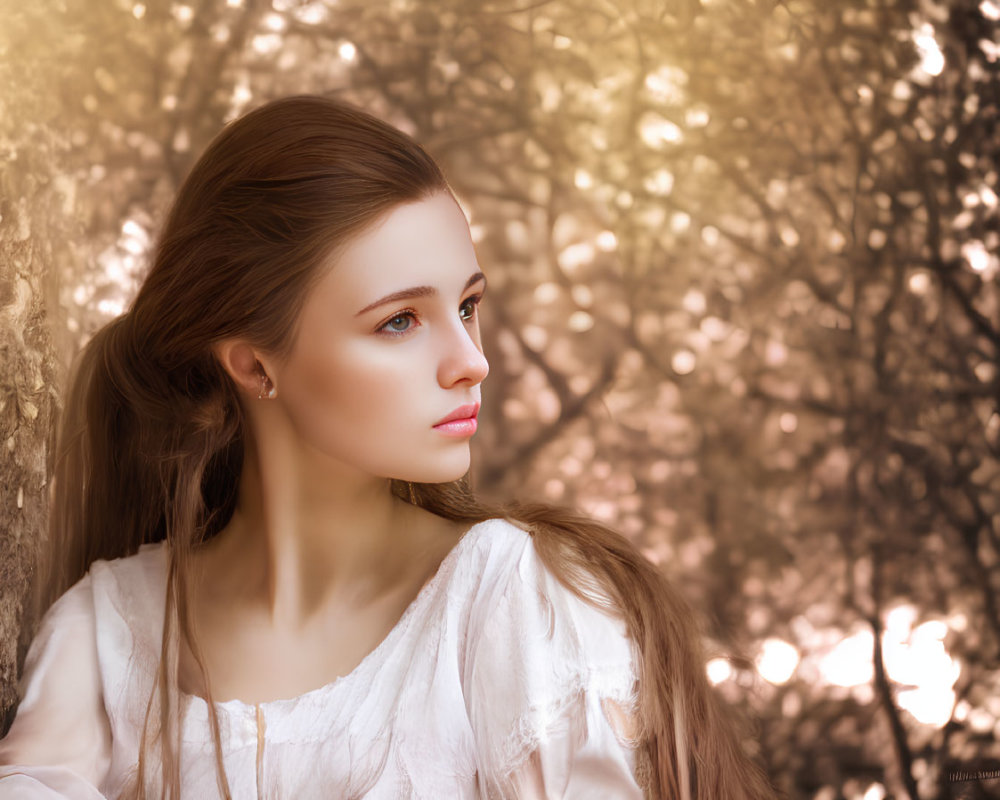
[87,541,167,627]
[459,517,629,628]
[451,516,615,630]
[28,569,97,656]
[456,518,640,776]
[32,541,164,634]
[81,542,169,694]
[88,539,167,586]
[449,516,535,588]
[456,516,638,695]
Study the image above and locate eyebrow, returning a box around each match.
[355,271,488,317]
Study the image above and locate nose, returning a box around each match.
[437,317,489,388]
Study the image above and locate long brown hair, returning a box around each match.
[37,94,776,799]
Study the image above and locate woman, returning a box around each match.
[0,95,776,799]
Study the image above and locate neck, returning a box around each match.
[197,432,418,632]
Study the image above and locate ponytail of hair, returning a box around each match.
[40,307,245,799]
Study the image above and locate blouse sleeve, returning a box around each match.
[463,534,644,799]
[0,572,112,799]
[501,693,643,800]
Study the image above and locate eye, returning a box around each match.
[460,293,484,323]
[376,294,484,338]
[377,309,418,336]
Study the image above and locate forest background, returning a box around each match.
[0,0,997,798]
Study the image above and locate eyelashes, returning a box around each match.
[376,294,484,338]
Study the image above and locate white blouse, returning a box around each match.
[0,517,643,799]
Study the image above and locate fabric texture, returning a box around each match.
[0,517,643,799]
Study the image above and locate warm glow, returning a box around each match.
[818,607,962,728]
[883,618,961,727]
[172,3,194,23]
[863,784,887,800]
[820,630,874,687]
[756,638,799,685]
[263,12,287,31]
[252,33,281,54]
[643,168,674,196]
[765,339,788,366]
[682,289,706,315]
[534,282,560,304]
[706,658,732,685]
[293,2,327,24]
[644,64,688,104]
[339,41,358,61]
[671,212,691,233]
[596,230,617,251]
[671,350,696,375]
[557,242,595,273]
[685,107,710,127]
[229,83,252,114]
[639,112,684,148]
[897,685,957,727]
[779,412,798,433]
[908,271,931,294]
[962,240,995,277]
[567,310,594,333]
[700,317,730,341]
[521,324,547,350]
[912,23,945,77]
[121,219,149,254]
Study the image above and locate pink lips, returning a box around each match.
[434,403,480,436]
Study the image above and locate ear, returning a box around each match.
[212,339,275,398]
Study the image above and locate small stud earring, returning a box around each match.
[257,372,277,400]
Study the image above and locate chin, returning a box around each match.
[407,456,472,485]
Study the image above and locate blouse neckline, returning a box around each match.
[163,517,497,715]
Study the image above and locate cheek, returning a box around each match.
[281,344,413,444]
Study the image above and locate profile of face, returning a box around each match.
[260,190,490,485]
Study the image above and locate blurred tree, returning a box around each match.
[1,0,996,797]
[0,0,85,724]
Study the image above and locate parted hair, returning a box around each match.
[35,94,777,800]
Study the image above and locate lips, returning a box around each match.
[434,402,480,426]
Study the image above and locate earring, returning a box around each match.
[257,372,277,400]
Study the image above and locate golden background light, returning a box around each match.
[1,1,998,797]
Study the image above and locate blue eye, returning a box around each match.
[376,294,483,338]
[381,311,416,334]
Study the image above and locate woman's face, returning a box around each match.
[270,191,490,484]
